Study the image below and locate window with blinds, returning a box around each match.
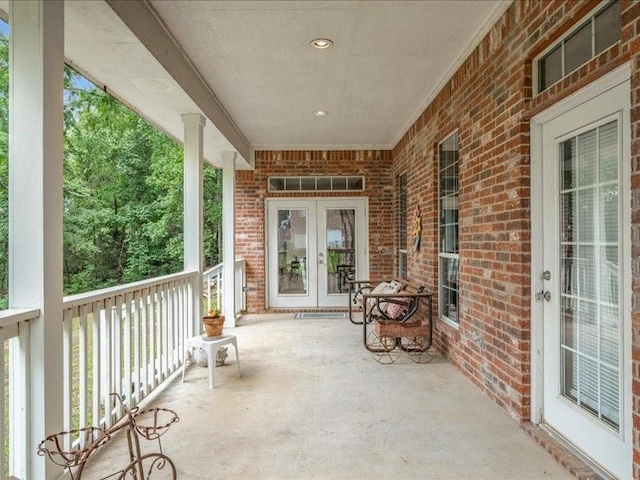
[560,120,621,429]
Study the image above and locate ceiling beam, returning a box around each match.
[106,0,251,163]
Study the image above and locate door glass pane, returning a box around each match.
[599,121,618,182]
[561,297,577,349]
[277,209,307,295]
[325,209,355,294]
[559,121,620,430]
[578,129,597,187]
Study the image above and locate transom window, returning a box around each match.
[268,176,364,192]
[439,133,459,324]
[536,0,620,94]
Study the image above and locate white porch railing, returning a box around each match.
[0,262,246,478]
[203,262,223,313]
[0,308,39,479]
[61,270,198,449]
[203,258,246,314]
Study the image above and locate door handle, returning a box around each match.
[535,290,551,301]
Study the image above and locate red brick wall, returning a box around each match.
[234,1,640,474]
[236,150,394,313]
[392,0,639,441]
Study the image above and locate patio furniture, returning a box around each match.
[358,281,434,364]
[182,334,241,388]
[38,393,179,480]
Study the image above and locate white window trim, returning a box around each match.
[437,132,460,329]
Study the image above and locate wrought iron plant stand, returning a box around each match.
[38,393,179,479]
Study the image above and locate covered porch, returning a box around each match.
[0,0,638,479]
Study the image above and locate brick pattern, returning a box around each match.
[235,150,394,313]
[391,0,640,470]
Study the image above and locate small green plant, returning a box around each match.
[206,308,221,318]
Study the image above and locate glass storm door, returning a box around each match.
[541,81,631,478]
[267,198,367,309]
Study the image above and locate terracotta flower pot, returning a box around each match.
[202,315,225,337]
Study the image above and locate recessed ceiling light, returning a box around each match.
[314,110,328,116]
[310,38,333,49]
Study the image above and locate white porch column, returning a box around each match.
[222,151,237,326]
[9,1,64,479]
[182,113,206,336]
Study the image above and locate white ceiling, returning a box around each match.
[150,0,509,150]
[0,0,511,166]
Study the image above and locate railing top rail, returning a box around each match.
[203,263,224,277]
[63,270,199,310]
[0,308,40,329]
[203,258,246,277]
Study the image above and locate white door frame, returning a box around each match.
[265,197,369,309]
[530,63,631,476]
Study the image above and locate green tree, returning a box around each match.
[0,31,223,302]
[63,70,186,293]
[204,164,222,268]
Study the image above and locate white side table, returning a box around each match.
[182,334,240,389]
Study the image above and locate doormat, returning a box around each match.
[293,312,348,319]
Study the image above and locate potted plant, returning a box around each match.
[202,308,225,337]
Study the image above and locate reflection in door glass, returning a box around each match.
[325,209,356,294]
[277,209,307,295]
[559,120,620,430]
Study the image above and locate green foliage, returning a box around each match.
[62,71,187,293]
[204,164,223,267]
[0,29,223,301]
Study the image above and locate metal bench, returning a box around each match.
[353,280,434,363]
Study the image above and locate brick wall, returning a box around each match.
[236,150,393,313]
[235,0,640,474]
[392,0,639,450]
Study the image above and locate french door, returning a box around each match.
[267,198,368,308]
[536,77,631,478]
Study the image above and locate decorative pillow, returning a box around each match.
[365,281,391,313]
[354,282,384,309]
[386,301,407,320]
[371,281,391,295]
[372,280,404,314]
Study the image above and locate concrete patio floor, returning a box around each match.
[82,313,573,480]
